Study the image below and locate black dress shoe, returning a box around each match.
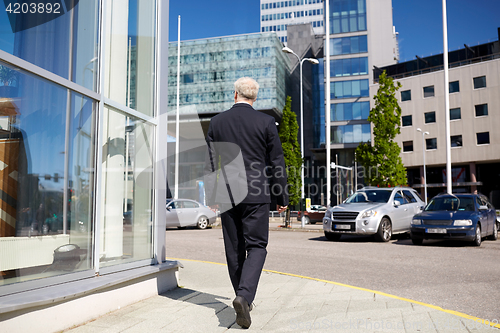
[233,296,251,329]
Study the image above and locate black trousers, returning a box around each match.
[221,203,269,305]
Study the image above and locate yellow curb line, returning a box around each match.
[168,257,500,329]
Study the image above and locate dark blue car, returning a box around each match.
[410,193,498,246]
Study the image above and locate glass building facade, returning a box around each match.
[0,0,168,307]
[327,0,370,148]
[167,32,290,200]
[168,33,290,115]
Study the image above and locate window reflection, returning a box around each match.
[100,107,153,268]
[0,1,99,91]
[0,62,95,285]
[105,0,156,116]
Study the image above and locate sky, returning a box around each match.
[169,0,500,63]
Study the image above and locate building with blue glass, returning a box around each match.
[284,0,399,205]
[0,1,177,331]
[167,33,291,200]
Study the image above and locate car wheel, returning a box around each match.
[376,217,392,242]
[303,216,310,224]
[411,237,423,245]
[197,216,209,229]
[324,231,341,241]
[488,222,498,241]
[473,224,482,246]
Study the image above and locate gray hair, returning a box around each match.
[234,77,259,101]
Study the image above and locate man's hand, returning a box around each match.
[277,205,287,213]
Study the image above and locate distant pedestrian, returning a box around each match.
[204,77,288,328]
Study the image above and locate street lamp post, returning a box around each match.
[282,46,318,210]
[417,128,429,204]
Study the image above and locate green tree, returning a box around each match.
[278,96,302,207]
[355,71,407,186]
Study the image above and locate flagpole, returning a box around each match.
[442,0,452,193]
[325,0,331,207]
[175,15,181,199]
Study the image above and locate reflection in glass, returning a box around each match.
[100,107,153,268]
[0,1,100,91]
[0,62,95,285]
[105,0,156,116]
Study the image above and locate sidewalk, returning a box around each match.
[63,260,498,332]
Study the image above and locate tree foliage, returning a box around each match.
[278,96,302,206]
[355,71,407,186]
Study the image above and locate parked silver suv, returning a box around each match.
[323,187,425,242]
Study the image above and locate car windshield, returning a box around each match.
[425,196,475,211]
[345,190,392,203]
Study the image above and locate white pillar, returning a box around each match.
[442,0,452,194]
[325,0,331,207]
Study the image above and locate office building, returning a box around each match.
[167,32,291,200]
[375,33,500,204]
[260,0,325,44]
[284,0,398,205]
[0,1,177,331]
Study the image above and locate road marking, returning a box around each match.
[167,257,500,329]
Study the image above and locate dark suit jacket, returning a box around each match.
[204,103,289,207]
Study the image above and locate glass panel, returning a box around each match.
[475,104,488,117]
[352,102,361,119]
[342,59,351,76]
[351,36,359,53]
[359,35,367,52]
[362,123,371,142]
[401,90,411,101]
[402,115,412,127]
[100,106,153,268]
[105,0,156,116]
[344,102,352,120]
[450,107,461,120]
[332,38,342,55]
[344,124,353,143]
[350,80,359,96]
[0,1,99,91]
[333,81,343,98]
[449,81,460,93]
[361,102,370,119]
[476,132,490,145]
[426,138,437,150]
[343,81,352,97]
[403,141,413,152]
[424,112,436,123]
[451,135,462,148]
[0,61,94,285]
[360,79,368,96]
[423,86,434,98]
[473,76,486,89]
[359,57,368,75]
[353,124,362,142]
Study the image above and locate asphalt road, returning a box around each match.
[166,226,500,322]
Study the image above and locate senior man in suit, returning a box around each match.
[204,77,288,329]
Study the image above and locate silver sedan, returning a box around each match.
[323,187,425,242]
[166,199,217,229]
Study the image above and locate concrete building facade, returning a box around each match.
[375,37,500,205]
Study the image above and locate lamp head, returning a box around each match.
[307,58,319,65]
[282,46,294,54]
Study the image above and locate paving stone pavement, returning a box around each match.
[63,260,500,332]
